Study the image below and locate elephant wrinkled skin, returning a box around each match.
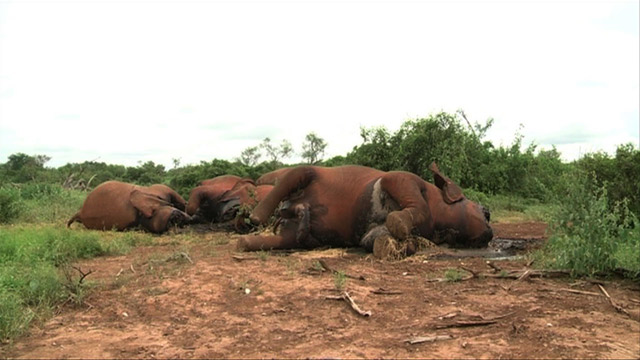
[187,175,272,223]
[238,163,493,254]
[67,181,190,233]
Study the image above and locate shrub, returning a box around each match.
[538,171,640,278]
[0,187,23,223]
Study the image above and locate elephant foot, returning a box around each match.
[372,234,417,260]
[385,210,413,240]
[236,234,297,252]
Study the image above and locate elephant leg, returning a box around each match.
[237,203,316,251]
[380,172,433,240]
[236,220,299,251]
[249,167,316,225]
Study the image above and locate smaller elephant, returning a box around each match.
[67,181,191,233]
[187,176,273,223]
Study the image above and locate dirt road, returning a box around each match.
[2,222,639,359]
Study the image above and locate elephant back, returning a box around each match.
[78,181,138,230]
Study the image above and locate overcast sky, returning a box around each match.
[0,0,638,168]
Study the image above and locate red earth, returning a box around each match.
[2,221,639,359]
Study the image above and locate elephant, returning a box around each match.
[187,176,273,223]
[237,163,493,255]
[256,167,292,186]
[199,175,249,187]
[67,181,191,233]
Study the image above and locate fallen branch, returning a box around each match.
[232,255,259,261]
[598,284,633,319]
[71,266,93,284]
[557,288,602,297]
[459,266,479,278]
[343,291,372,317]
[436,319,498,329]
[517,270,531,281]
[486,261,502,273]
[318,259,365,281]
[325,292,372,317]
[371,288,403,295]
[405,334,453,345]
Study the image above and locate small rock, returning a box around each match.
[122,312,129,317]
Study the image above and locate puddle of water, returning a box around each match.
[420,238,537,260]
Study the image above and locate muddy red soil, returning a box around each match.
[2,221,639,359]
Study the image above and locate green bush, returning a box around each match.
[13,185,85,224]
[538,172,640,278]
[0,187,23,223]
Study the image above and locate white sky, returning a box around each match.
[0,0,638,168]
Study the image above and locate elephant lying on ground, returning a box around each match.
[237,163,493,256]
[187,176,273,223]
[67,181,190,233]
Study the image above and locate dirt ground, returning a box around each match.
[2,221,640,359]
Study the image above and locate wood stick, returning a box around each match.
[557,288,602,297]
[459,266,479,278]
[371,288,403,295]
[598,284,632,319]
[436,319,498,329]
[342,291,372,317]
[232,255,259,261]
[405,334,453,344]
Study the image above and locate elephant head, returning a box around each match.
[146,184,187,211]
[187,179,271,223]
[186,177,254,222]
[426,162,492,248]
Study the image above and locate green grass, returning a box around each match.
[444,268,464,282]
[0,226,154,342]
[333,270,347,291]
[0,184,85,225]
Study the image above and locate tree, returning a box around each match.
[260,138,294,165]
[238,146,261,167]
[2,153,52,182]
[301,132,327,164]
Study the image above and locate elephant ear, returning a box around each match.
[130,189,172,218]
[429,162,464,204]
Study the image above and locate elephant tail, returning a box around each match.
[67,212,81,227]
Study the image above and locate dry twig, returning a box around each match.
[405,335,453,344]
[232,255,259,261]
[557,288,602,297]
[371,288,403,295]
[326,292,372,317]
[436,319,498,329]
[598,284,633,319]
